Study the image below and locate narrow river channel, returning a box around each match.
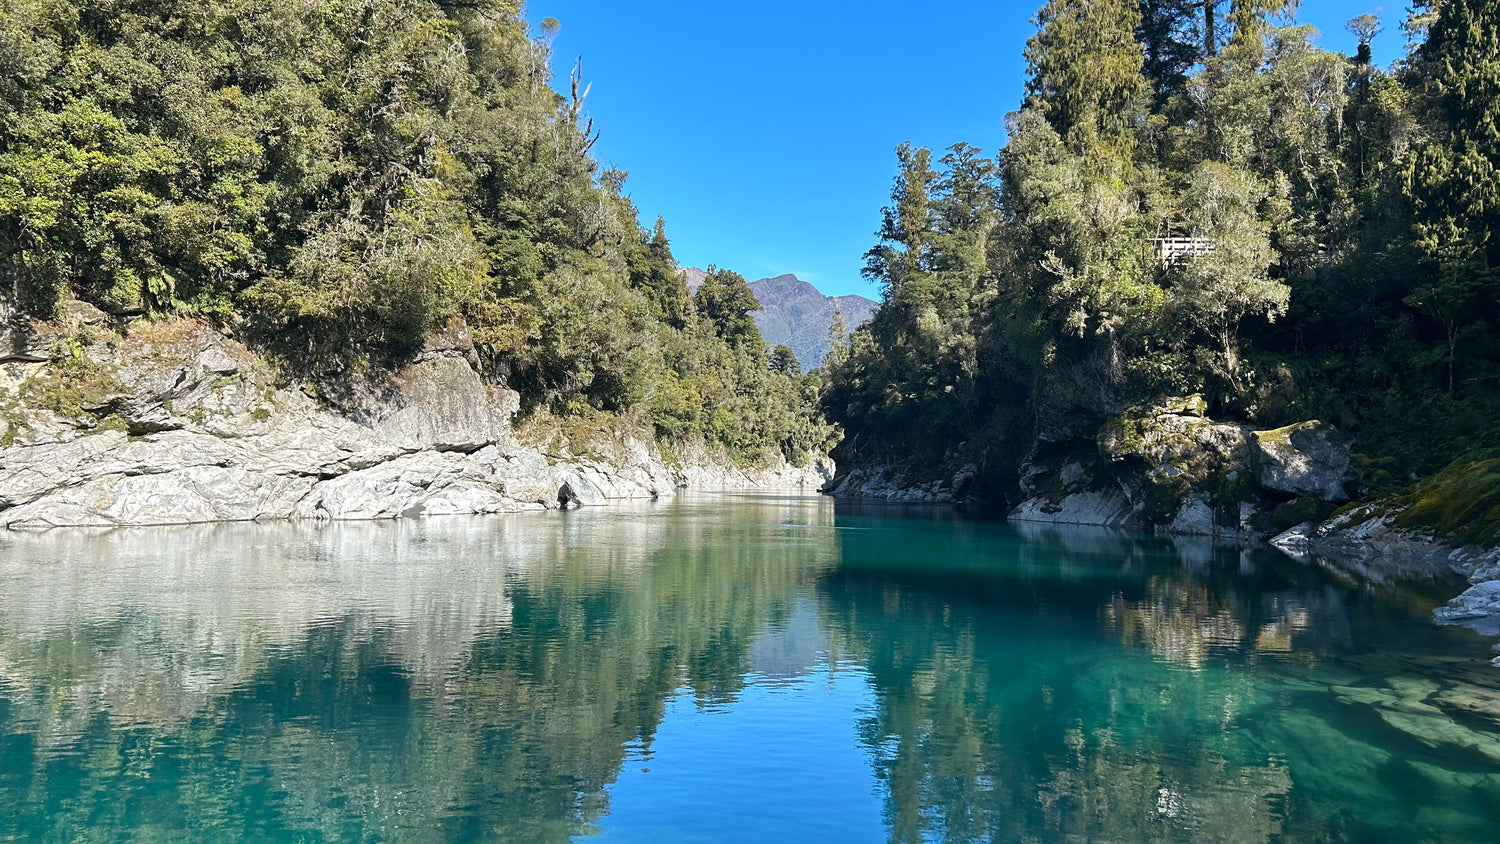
[1,494,1496,841]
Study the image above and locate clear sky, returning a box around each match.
[527,1,1410,299]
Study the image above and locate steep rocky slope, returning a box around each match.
[0,305,830,528]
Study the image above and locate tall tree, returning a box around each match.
[863,142,937,306]
[694,268,764,352]
[1406,0,1500,392]
[1138,0,1204,110]
[629,217,692,328]
[1023,0,1148,152]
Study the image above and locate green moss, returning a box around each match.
[251,406,271,421]
[1392,450,1500,546]
[1,422,16,448]
[96,414,130,433]
[18,352,124,419]
[657,439,685,469]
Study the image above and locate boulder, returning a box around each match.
[1099,401,1253,475]
[1251,421,1353,502]
[1098,400,1257,528]
[1010,488,1137,527]
[0,320,67,363]
[556,472,607,508]
[60,299,109,327]
[1435,580,1500,622]
[0,301,110,364]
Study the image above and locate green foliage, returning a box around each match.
[827,1,1500,501]
[1392,450,1500,545]
[0,0,827,464]
[1024,0,1147,152]
[693,268,763,353]
[1172,162,1286,388]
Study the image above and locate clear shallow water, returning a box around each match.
[0,494,1498,842]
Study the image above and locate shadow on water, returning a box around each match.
[0,494,1495,842]
[819,500,1500,842]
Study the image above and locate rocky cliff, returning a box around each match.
[827,395,1354,536]
[0,305,830,528]
[1009,397,1354,539]
[825,395,1500,655]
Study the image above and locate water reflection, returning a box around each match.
[0,496,1496,841]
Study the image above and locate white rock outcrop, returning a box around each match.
[0,317,830,528]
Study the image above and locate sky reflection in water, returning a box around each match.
[0,493,1497,842]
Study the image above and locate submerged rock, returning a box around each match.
[1333,676,1500,762]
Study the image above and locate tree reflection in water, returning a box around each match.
[0,497,1496,841]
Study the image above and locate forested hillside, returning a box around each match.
[0,0,830,466]
[825,0,1500,502]
[744,274,876,370]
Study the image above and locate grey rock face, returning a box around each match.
[0,319,67,363]
[1251,421,1353,502]
[359,356,516,453]
[1,320,829,528]
[1010,488,1137,527]
[822,463,970,503]
[1034,355,1122,443]
[556,473,608,508]
[1168,493,1219,536]
[1004,399,1351,539]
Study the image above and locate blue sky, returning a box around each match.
[528,1,1410,299]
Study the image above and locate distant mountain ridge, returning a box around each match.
[681,268,876,369]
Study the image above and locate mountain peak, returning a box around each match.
[747,275,875,369]
[677,267,876,367]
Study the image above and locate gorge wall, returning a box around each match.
[0,304,829,529]
[824,397,1500,649]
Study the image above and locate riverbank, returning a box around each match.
[824,399,1500,651]
[0,305,830,528]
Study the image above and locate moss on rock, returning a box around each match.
[1392,450,1500,546]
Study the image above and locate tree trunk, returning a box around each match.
[1448,322,1458,394]
[1204,0,1216,57]
[1221,326,1241,392]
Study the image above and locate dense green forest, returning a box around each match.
[825,0,1500,500]
[0,0,829,465]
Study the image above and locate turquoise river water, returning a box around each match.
[1,493,1498,842]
